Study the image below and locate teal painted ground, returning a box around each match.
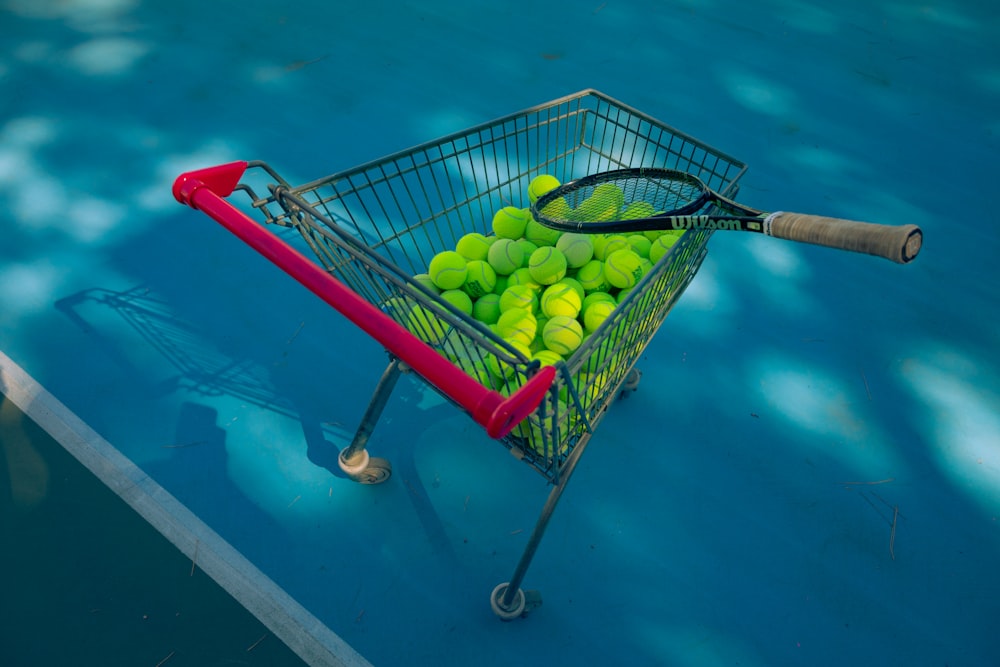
[1,1,998,665]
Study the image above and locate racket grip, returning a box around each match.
[768,213,922,264]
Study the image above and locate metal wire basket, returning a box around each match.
[174,88,747,618]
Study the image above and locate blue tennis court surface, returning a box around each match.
[2,1,998,665]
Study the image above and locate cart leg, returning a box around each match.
[490,430,595,620]
[337,357,402,485]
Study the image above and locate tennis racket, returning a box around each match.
[530,167,922,264]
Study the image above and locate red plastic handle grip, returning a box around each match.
[172,162,554,439]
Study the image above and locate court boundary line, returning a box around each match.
[0,349,373,667]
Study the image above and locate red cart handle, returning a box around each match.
[173,162,554,439]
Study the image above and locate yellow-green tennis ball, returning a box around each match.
[621,201,656,220]
[617,286,634,304]
[538,196,573,222]
[472,293,502,324]
[492,206,530,239]
[592,182,626,207]
[462,260,497,297]
[604,249,644,289]
[543,315,584,355]
[524,218,562,247]
[486,238,524,275]
[532,349,563,367]
[516,239,538,266]
[540,282,582,319]
[581,290,616,311]
[570,197,619,223]
[639,257,653,277]
[497,309,538,346]
[527,174,561,204]
[455,232,494,261]
[498,284,538,313]
[413,273,440,294]
[440,289,473,315]
[555,233,595,268]
[507,267,541,292]
[493,275,509,295]
[627,234,652,259]
[649,234,680,263]
[528,246,568,285]
[558,277,586,302]
[487,340,532,379]
[428,250,468,290]
[583,300,616,333]
[407,305,449,344]
[575,259,610,293]
[596,234,629,260]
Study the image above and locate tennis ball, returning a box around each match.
[627,234,652,259]
[527,174,561,204]
[583,300,617,333]
[604,249,644,289]
[540,282,583,319]
[492,206,530,239]
[581,290,616,311]
[455,232,493,261]
[649,234,680,263]
[528,246,568,285]
[543,315,584,355]
[532,349,563,367]
[638,257,653,277]
[524,218,562,247]
[440,289,473,315]
[516,239,538,266]
[406,305,449,344]
[559,276,586,302]
[571,197,619,222]
[487,340,532,379]
[539,195,572,217]
[487,238,524,275]
[462,260,497,297]
[472,293,502,324]
[555,233,595,268]
[497,309,538,346]
[493,275,509,295]
[592,182,626,207]
[621,201,656,220]
[413,273,440,294]
[527,398,571,457]
[574,259,610,293]
[498,284,538,313]
[596,234,630,260]
[428,251,468,290]
[506,268,540,293]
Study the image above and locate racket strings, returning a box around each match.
[538,175,706,224]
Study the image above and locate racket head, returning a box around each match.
[531,167,713,232]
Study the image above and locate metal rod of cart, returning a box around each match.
[173,89,747,619]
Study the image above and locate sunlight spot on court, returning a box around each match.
[67,37,149,76]
[67,196,128,243]
[635,622,768,667]
[886,3,979,32]
[0,260,65,315]
[780,144,860,176]
[1,115,59,148]
[748,351,901,474]
[717,68,797,116]
[896,345,1000,510]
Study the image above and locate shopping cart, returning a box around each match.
[173,89,747,619]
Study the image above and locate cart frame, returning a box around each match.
[174,89,747,619]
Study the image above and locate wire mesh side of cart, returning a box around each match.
[236,90,746,482]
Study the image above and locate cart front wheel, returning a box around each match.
[619,368,642,399]
[339,449,392,485]
[490,583,526,621]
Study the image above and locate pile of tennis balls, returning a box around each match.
[407,175,685,452]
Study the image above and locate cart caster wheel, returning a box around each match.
[338,449,392,485]
[490,583,542,621]
[619,368,642,398]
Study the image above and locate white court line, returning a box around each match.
[0,349,373,667]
